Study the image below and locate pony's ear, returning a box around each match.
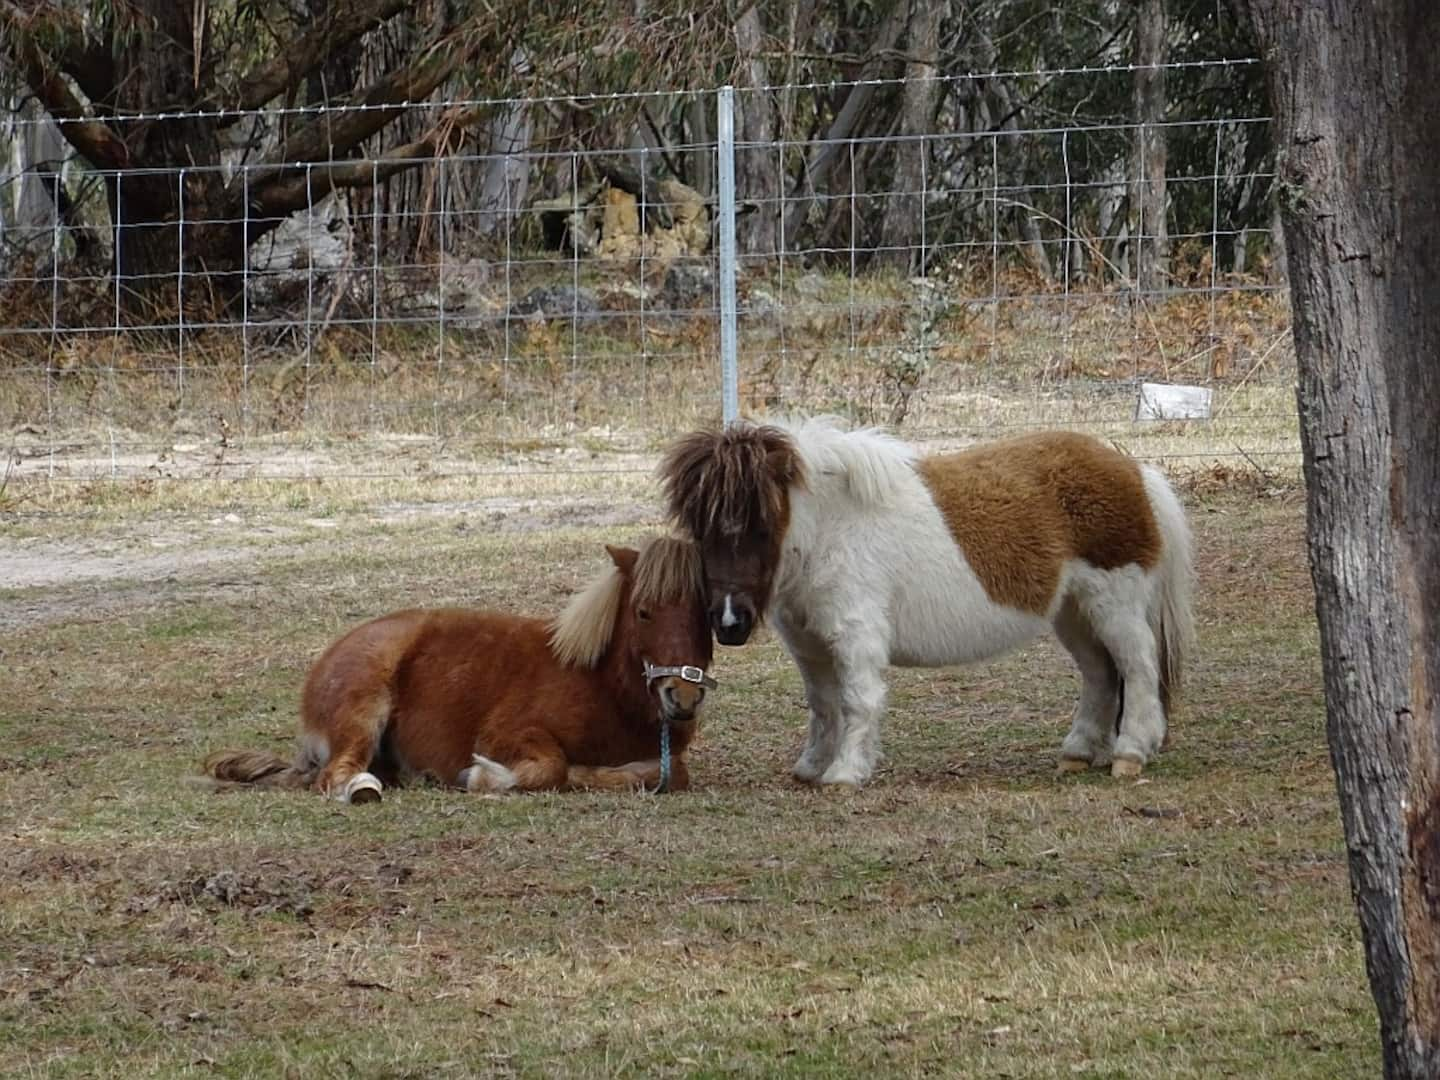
[605,545,639,575]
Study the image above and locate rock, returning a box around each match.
[745,287,781,321]
[510,285,601,321]
[597,189,642,257]
[659,262,714,311]
[657,180,709,254]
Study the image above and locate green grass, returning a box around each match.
[0,485,1376,1077]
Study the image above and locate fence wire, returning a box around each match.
[0,60,1294,496]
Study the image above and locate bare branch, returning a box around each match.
[225,0,412,115]
[245,106,486,237]
[2,8,130,169]
[247,19,496,180]
[0,0,113,107]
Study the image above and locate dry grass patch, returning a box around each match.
[0,485,1373,1077]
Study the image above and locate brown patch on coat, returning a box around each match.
[915,431,1162,614]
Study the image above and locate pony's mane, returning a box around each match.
[548,563,624,669]
[658,422,807,540]
[774,415,917,507]
[546,536,702,669]
[632,534,704,609]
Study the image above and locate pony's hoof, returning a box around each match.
[791,755,825,784]
[1056,757,1091,775]
[817,763,869,789]
[341,772,384,804]
[1110,757,1144,779]
[625,761,663,787]
[462,755,519,793]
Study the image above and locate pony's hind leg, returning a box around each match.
[312,692,390,804]
[461,730,568,794]
[1078,571,1166,778]
[1053,599,1122,773]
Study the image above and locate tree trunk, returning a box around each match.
[734,4,779,256]
[1131,0,1168,292]
[1241,3,1440,1076]
[781,0,908,252]
[877,0,946,274]
[104,1,239,319]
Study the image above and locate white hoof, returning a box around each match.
[817,760,870,789]
[1056,757,1090,775]
[460,754,518,793]
[1111,756,1144,779]
[339,772,383,804]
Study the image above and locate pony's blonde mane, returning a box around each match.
[546,536,703,669]
[632,534,704,608]
[547,564,624,669]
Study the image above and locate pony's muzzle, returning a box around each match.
[659,679,706,722]
[710,593,755,645]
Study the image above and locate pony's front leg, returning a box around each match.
[565,756,688,792]
[817,637,889,788]
[792,652,843,784]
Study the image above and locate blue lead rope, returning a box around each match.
[657,720,671,794]
[641,661,714,796]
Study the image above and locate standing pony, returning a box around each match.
[660,418,1193,785]
[201,536,717,802]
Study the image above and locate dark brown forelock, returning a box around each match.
[658,423,805,542]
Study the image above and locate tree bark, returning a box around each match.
[781,0,908,252]
[1131,0,1168,292]
[734,3,778,256]
[1240,3,1440,1076]
[877,0,946,273]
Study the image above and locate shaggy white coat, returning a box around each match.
[758,417,1193,786]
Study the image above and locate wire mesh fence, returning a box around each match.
[1,59,1293,498]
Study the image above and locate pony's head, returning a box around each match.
[658,422,806,646]
[548,536,715,725]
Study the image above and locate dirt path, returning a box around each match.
[1,494,657,631]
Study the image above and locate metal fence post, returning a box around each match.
[716,85,739,424]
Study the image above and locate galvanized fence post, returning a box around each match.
[716,85,739,425]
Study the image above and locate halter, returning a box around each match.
[641,662,719,691]
[641,661,718,793]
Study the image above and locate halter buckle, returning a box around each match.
[643,660,719,690]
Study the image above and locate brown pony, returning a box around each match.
[201,537,717,802]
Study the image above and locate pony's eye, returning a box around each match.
[637,607,652,622]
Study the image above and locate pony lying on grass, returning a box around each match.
[660,418,1193,786]
[201,537,717,802]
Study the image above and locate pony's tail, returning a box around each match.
[1141,464,1195,721]
[195,748,316,792]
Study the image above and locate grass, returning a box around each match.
[0,480,1377,1078]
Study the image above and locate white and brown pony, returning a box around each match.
[660,417,1193,785]
[201,537,717,801]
